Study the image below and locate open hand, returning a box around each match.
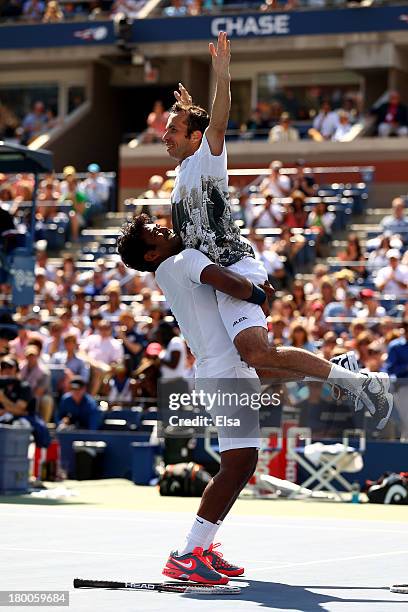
[174,83,193,105]
[209,31,231,79]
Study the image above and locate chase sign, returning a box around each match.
[210,15,290,37]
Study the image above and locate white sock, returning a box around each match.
[178,516,221,556]
[327,364,366,394]
[203,519,222,550]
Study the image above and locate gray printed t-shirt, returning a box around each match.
[171,130,254,267]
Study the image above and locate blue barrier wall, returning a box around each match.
[131,5,408,43]
[0,21,115,49]
[57,430,151,479]
[0,6,407,49]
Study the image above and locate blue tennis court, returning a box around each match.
[1,484,407,611]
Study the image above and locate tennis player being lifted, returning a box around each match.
[119,32,392,586]
[162,32,391,425]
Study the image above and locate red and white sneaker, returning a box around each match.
[204,543,245,577]
[162,546,229,585]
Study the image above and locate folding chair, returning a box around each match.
[287,387,366,499]
[286,426,365,500]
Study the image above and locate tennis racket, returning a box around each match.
[390,584,408,594]
[73,578,241,595]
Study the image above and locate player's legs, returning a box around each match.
[233,326,393,429]
[177,365,260,577]
[196,446,258,523]
[234,326,332,378]
[168,365,260,578]
[195,446,257,578]
[214,258,331,378]
[215,258,392,429]
[217,448,258,521]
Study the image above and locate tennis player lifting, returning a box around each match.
[118,31,392,586]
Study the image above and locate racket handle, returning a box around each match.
[390,584,408,594]
[74,579,125,589]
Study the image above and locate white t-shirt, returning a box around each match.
[313,111,340,139]
[80,334,124,365]
[155,249,243,377]
[160,336,188,380]
[332,123,352,142]
[171,131,254,267]
[268,125,299,143]
[99,304,127,322]
[357,305,386,318]
[80,176,109,204]
[260,174,291,198]
[251,203,283,228]
[375,264,408,296]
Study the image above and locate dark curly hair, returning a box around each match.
[170,102,210,138]
[117,213,156,273]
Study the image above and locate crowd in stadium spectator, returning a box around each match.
[0,99,59,145]
[3,87,408,149]
[0,163,110,246]
[162,0,390,18]
[139,87,408,144]
[240,91,408,141]
[0,0,376,21]
[0,0,110,21]
[139,90,408,145]
[1,161,408,441]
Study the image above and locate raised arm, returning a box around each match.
[200,264,273,315]
[206,31,231,156]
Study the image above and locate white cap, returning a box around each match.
[386,248,401,260]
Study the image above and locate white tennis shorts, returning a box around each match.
[216,257,268,342]
[196,363,261,453]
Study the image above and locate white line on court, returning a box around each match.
[250,549,408,573]
[0,507,406,535]
[0,546,163,559]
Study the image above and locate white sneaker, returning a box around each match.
[329,352,360,401]
[355,372,393,430]
[330,351,359,373]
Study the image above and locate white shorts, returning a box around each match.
[216,257,268,342]
[195,363,261,453]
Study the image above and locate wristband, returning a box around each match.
[247,283,266,305]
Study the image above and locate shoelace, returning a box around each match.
[354,376,384,416]
[206,543,232,567]
[331,371,370,405]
